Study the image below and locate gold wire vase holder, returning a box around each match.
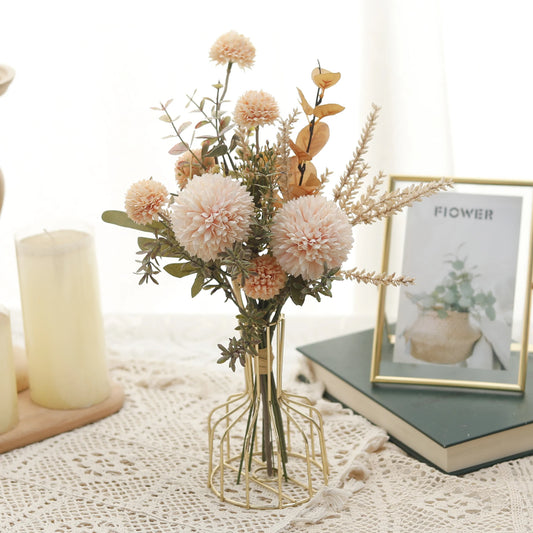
[208,316,329,509]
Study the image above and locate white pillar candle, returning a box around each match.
[0,306,18,433]
[16,226,110,409]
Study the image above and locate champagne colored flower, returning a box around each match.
[244,255,287,300]
[234,90,279,129]
[174,149,215,189]
[209,31,255,69]
[171,173,254,262]
[271,195,353,280]
[125,179,168,225]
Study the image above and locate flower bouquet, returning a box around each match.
[103,31,451,507]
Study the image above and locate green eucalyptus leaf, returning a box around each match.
[229,133,240,152]
[452,260,464,270]
[290,287,305,306]
[164,263,197,278]
[102,210,160,233]
[169,142,188,155]
[195,120,210,129]
[437,309,448,319]
[177,121,192,134]
[206,144,228,158]
[191,273,205,297]
[220,115,231,130]
[486,306,496,321]
[138,236,158,250]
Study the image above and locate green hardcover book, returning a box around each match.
[297,328,533,475]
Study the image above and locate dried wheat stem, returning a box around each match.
[348,177,453,226]
[333,103,381,203]
[341,267,415,286]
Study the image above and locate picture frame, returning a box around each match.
[371,176,533,391]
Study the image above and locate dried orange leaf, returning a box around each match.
[289,139,311,163]
[283,160,321,199]
[295,122,330,158]
[313,103,345,119]
[287,185,314,199]
[311,68,341,89]
[297,88,314,116]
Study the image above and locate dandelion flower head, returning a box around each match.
[234,90,279,129]
[171,173,254,262]
[209,31,255,69]
[125,179,168,225]
[271,195,353,280]
[244,255,287,300]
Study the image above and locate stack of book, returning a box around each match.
[297,328,533,474]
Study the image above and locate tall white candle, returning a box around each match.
[16,227,110,409]
[0,306,18,433]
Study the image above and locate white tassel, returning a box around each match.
[290,485,360,525]
[280,427,389,528]
[364,432,388,453]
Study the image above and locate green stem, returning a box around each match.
[220,61,233,103]
[270,378,289,478]
[260,375,273,475]
[237,380,257,484]
[255,127,260,156]
[213,66,237,174]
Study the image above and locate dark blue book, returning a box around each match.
[297,328,533,474]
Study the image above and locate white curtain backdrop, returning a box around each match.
[0,0,532,321]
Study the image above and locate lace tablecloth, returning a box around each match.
[1,313,533,532]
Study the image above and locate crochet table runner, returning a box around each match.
[1,314,532,532]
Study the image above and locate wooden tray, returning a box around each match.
[0,383,125,454]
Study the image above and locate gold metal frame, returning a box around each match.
[207,316,329,509]
[371,176,533,391]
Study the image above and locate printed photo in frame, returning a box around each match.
[370,176,533,391]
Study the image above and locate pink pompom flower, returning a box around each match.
[125,179,168,225]
[244,255,287,300]
[209,31,255,69]
[171,173,254,262]
[234,90,279,129]
[271,195,353,280]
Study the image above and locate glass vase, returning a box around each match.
[208,315,329,509]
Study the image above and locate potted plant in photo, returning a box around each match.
[403,250,496,364]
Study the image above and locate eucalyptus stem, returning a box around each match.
[219,61,233,103]
[212,65,237,174]
[161,103,206,170]
[255,127,260,156]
